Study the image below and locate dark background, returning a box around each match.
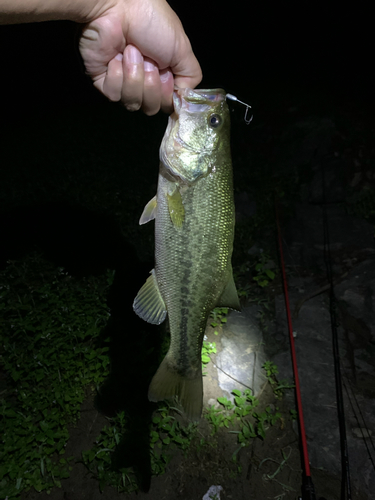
[0,2,373,122]
[1,1,374,272]
[0,4,374,497]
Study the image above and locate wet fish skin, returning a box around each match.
[133,88,240,420]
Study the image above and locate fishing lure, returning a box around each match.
[226,93,253,124]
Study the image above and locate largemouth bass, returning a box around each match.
[133,87,240,420]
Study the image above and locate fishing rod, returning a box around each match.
[321,161,352,500]
[231,95,357,498]
[275,196,326,500]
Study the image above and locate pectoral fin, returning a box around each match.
[216,272,241,311]
[167,186,184,228]
[139,196,157,225]
[133,269,167,324]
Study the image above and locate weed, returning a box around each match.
[252,406,282,439]
[82,412,138,493]
[233,255,276,332]
[205,398,235,434]
[252,252,276,288]
[263,361,295,398]
[210,307,228,335]
[263,360,279,379]
[0,254,111,499]
[202,340,217,374]
[290,409,298,420]
[204,360,292,464]
[151,403,197,455]
[82,402,197,493]
[205,386,282,462]
[259,447,297,493]
[0,253,292,498]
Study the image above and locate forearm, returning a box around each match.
[0,0,115,24]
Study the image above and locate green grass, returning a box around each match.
[2,98,359,498]
[80,402,197,493]
[0,254,235,498]
[0,250,292,498]
[0,254,112,499]
[205,386,283,462]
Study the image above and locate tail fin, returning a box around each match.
[148,356,203,421]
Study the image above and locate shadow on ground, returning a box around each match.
[0,201,164,493]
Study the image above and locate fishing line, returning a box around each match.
[321,159,352,500]
[275,196,319,500]
[343,375,375,471]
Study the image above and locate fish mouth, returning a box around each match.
[173,87,226,115]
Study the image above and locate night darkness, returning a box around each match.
[1,4,373,118]
[1,2,375,499]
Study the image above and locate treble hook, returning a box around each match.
[226,93,253,124]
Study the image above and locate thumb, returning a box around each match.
[170,44,202,90]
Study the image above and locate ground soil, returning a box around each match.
[20,350,367,500]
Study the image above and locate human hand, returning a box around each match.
[79,0,202,115]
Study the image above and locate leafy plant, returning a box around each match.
[290,409,298,420]
[202,340,216,373]
[151,404,197,454]
[263,360,279,379]
[205,402,235,435]
[205,387,281,448]
[233,255,276,312]
[210,307,228,335]
[252,406,282,440]
[82,402,197,493]
[205,362,288,463]
[252,253,276,288]
[263,361,295,398]
[82,411,138,494]
[230,392,281,442]
[0,254,112,499]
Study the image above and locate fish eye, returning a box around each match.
[208,113,222,128]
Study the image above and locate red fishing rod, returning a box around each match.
[275,196,325,500]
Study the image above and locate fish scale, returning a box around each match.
[157,169,232,362]
[133,88,240,419]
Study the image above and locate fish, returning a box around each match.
[133,87,240,420]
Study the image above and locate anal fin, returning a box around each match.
[216,271,241,311]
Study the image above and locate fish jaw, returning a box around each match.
[160,88,229,184]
